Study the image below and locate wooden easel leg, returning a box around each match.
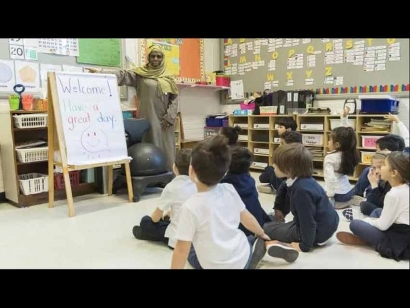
[124,162,134,202]
[48,96,55,208]
[107,165,113,196]
[63,168,75,217]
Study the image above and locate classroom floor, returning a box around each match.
[0,174,408,269]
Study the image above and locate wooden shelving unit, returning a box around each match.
[229,114,393,181]
[0,110,96,208]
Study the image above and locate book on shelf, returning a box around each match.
[361,119,392,132]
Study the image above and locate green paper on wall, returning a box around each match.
[77,39,121,67]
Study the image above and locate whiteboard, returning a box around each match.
[54,72,129,165]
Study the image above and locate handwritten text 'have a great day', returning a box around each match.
[58,77,117,131]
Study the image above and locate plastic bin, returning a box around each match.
[204,127,221,139]
[361,151,375,163]
[329,118,356,130]
[13,113,48,129]
[18,173,49,195]
[359,95,399,114]
[54,171,80,190]
[361,135,382,149]
[16,147,48,163]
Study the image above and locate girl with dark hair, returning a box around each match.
[324,110,361,209]
[219,125,242,146]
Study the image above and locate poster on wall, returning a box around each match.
[14,60,40,93]
[146,39,180,76]
[0,60,16,92]
[139,39,204,83]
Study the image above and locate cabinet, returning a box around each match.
[229,114,393,180]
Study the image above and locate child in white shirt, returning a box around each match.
[171,136,299,269]
[132,149,197,249]
[324,108,361,209]
[337,151,410,261]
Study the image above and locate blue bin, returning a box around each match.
[359,96,399,114]
[205,115,228,127]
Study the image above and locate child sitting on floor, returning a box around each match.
[219,125,242,146]
[171,136,299,269]
[132,149,197,249]
[350,134,406,204]
[258,117,298,194]
[324,110,361,209]
[263,143,340,255]
[267,131,303,222]
[258,130,302,195]
[337,151,409,261]
[221,146,271,236]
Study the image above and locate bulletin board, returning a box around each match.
[77,39,122,67]
[0,38,128,99]
[139,39,205,83]
[221,38,409,96]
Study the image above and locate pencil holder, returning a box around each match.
[22,94,34,111]
[9,94,19,111]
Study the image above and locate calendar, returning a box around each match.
[31,39,79,56]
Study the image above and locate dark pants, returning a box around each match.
[352,167,371,197]
[360,201,381,216]
[263,220,301,243]
[350,208,385,247]
[139,215,170,245]
[259,166,285,191]
[188,235,255,269]
[334,189,355,202]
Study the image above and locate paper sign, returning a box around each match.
[54,72,129,165]
[25,48,38,61]
[14,60,40,93]
[0,60,16,92]
[9,44,25,60]
[230,80,244,100]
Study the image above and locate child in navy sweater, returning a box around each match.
[221,146,271,236]
[263,143,340,253]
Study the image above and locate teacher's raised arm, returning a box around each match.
[85,67,139,88]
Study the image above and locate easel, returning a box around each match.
[47,72,133,217]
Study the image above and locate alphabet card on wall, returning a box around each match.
[47,71,133,217]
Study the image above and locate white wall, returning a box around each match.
[179,39,222,140]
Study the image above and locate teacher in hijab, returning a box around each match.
[90,44,179,171]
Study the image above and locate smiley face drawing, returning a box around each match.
[81,126,108,153]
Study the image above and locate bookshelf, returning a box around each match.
[0,110,96,208]
[229,114,393,181]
